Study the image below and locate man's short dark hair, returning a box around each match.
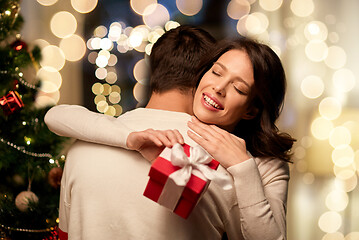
[149,25,215,94]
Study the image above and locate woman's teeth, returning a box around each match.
[204,95,220,109]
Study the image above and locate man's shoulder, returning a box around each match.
[118,108,191,132]
[119,108,191,121]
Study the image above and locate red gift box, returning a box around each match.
[143,144,219,219]
[0,91,24,115]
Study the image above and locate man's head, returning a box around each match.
[149,25,216,94]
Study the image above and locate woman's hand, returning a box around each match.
[187,117,250,168]
[126,129,184,162]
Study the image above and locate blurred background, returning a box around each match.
[18,0,359,239]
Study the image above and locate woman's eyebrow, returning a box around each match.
[213,61,250,88]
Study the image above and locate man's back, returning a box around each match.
[60,108,238,240]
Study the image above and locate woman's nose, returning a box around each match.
[213,83,226,96]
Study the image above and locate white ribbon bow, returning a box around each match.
[169,144,233,190]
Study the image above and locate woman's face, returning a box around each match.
[193,49,255,131]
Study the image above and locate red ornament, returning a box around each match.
[48,167,63,188]
[11,39,27,51]
[13,79,19,89]
[0,91,24,115]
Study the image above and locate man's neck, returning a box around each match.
[145,90,194,115]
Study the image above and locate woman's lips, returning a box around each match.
[202,93,224,110]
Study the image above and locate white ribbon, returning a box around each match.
[169,143,233,190]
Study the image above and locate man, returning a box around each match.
[46,25,222,239]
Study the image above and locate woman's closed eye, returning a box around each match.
[233,84,247,95]
[212,70,221,76]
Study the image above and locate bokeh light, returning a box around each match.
[176,0,203,16]
[237,13,266,36]
[300,75,324,99]
[108,54,118,67]
[332,69,356,93]
[128,31,144,48]
[325,189,348,212]
[334,164,356,181]
[303,172,315,184]
[102,83,112,96]
[324,46,347,69]
[133,82,147,103]
[50,11,77,38]
[100,38,113,51]
[335,172,358,192]
[345,232,359,240]
[318,211,342,233]
[105,71,118,84]
[108,22,122,41]
[94,26,108,38]
[290,0,314,17]
[227,0,250,20]
[130,0,157,15]
[59,34,86,61]
[133,59,149,84]
[40,45,66,71]
[319,97,342,120]
[92,82,104,95]
[165,21,180,31]
[37,67,62,93]
[304,21,328,41]
[95,68,107,80]
[311,117,333,140]
[332,145,355,168]
[305,40,328,62]
[94,95,106,104]
[104,106,116,116]
[71,0,98,14]
[96,55,108,68]
[329,126,351,148]
[143,4,170,28]
[259,0,283,12]
[322,232,344,240]
[37,0,58,6]
[96,100,109,113]
[109,92,121,104]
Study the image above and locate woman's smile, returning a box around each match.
[202,93,224,111]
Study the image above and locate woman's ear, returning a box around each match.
[242,106,258,120]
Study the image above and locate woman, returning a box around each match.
[46,38,295,239]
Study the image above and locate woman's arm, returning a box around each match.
[226,158,288,240]
[44,104,131,148]
[45,104,184,160]
[187,117,288,240]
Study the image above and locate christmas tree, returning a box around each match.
[0,0,68,239]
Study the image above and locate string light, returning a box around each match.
[0,71,37,90]
[0,223,54,233]
[0,137,53,158]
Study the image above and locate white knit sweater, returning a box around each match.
[45,105,289,240]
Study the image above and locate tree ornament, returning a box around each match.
[10,2,21,20]
[0,91,24,115]
[13,79,19,89]
[48,167,63,188]
[15,191,39,212]
[11,39,27,51]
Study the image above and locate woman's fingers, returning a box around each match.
[187,130,212,152]
[144,129,185,148]
[187,118,216,141]
[173,129,185,145]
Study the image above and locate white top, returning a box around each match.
[45,105,289,240]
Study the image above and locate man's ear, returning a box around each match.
[242,106,258,120]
